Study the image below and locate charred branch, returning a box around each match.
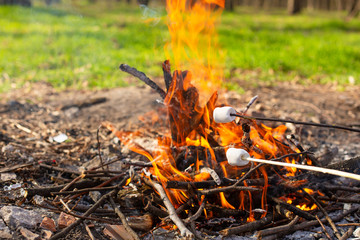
[261,207,360,240]
[49,188,119,240]
[162,60,172,91]
[108,196,140,240]
[219,213,273,236]
[206,203,248,218]
[166,178,265,189]
[119,64,166,99]
[198,186,261,195]
[26,180,102,198]
[144,201,168,218]
[255,215,299,238]
[269,196,315,220]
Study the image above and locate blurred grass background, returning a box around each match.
[1,0,360,93]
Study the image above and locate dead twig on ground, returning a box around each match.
[97,125,106,172]
[49,189,117,240]
[49,176,129,240]
[51,185,118,196]
[315,215,332,240]
[255,215,299,238]
[302,188,342,239]
[219,213,273,236]
[339,226,356,240]
[108,195,140,240]
[144,178,193,238]
[262,207,360,240]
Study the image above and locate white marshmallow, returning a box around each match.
[213,107,236,123]
[226,148,250,166]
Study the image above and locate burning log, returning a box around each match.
[165,178,265,189]
[205,203,248,218]
[269,196,315,220]
[162,60,172,91]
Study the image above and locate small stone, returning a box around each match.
[58,212,76,229]
[353,227,360,238]
[41,230,53,240]
[32,195,45,206]
[19,227,40,240]
[103,225,135,240]
[40,217,56,232]
[1,144,14,153]
[0,218,12,239]
[0,206,42,230]
[52,133,68,143]
[0,172,17,181]
[150,227,176,240]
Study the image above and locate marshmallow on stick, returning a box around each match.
[226,148,360,181]
[213,106,236,123]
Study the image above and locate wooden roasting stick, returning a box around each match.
[227,148,360,182]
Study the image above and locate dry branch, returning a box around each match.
[144,178,193,238]
[26,180,102,198]
[262,207,360,240]
[269,196,315,220]
[108,196,140,240]
[219,214,273,236]
[198,186,261,195]
[49,189,118,240]
[256,215,299,238]
[119,64,166,99]
[162,60,172,91]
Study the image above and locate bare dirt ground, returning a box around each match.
[0,81,359,239]
[2,80,359,165]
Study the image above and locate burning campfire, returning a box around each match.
[99,58,360,238]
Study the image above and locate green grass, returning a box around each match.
[220,10,360,85]
[1,1,360,92]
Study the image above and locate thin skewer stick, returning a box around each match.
[227,148,360,181]
[231,113,360,133]
[244,157,360,181]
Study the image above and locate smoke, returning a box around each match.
[139,4,161,26]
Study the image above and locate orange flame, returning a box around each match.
[282,188,323,211]
[165,0,224,100]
